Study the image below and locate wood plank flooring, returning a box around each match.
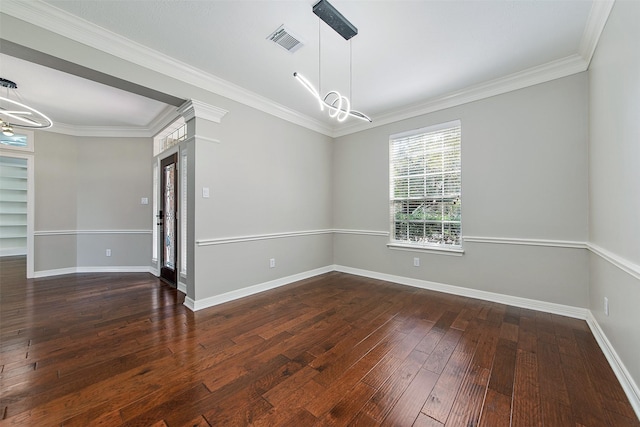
[1,255,638,426]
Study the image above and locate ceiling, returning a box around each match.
[0,0,609,137]
[0,53,170,129]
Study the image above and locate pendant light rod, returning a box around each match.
[347,40,356,116]
[294,0,371,123]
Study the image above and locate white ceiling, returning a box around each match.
[0,54,169,129]
[0,0,608,136]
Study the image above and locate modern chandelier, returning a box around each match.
[294,0,371,123]
[0,78,53,137]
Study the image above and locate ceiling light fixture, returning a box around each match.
[293,72,370,122]
[1,121,14,137]
[294,0,371,123]
[0,78,53,133]
[312,0,357,41]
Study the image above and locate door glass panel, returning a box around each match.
[163,163,175,269]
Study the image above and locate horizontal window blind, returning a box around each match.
[390,121,462,248]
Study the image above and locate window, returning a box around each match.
[389,120,462,251]
[153,117,186,156]
[0,134,27,148]
[0,130,34,152]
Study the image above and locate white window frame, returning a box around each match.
[388,120,463,255]
[0,129,34,152]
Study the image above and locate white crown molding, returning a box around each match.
[147,105,182,136]
[333,54,589,137]
[42,105,179,138]
[579,0,615,66]
[43,122,155,138]
[1,0,614,139]
[178,99,228,124]
[0,0,335,137]
[335,1,614,137]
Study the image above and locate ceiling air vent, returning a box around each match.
[267,25,304,53]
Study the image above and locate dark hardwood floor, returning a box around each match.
[0,255,638,426]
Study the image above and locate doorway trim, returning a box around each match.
[153,146,182,285]
[0,149,35,278]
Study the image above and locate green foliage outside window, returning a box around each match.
[390,122,462,248]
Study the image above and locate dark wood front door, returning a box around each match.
[160,153,178,285]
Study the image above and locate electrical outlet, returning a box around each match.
[269,258,276,268]
[413,257,420,267]
[106,249,111,257]
[604,297,609,316]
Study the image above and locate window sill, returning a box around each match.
[387,242,464,256]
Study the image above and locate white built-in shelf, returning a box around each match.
[0,205,28,215]
[0,157,28,254]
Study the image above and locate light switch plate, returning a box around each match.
[202,187,210,198]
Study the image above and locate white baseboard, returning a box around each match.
[0,248,27,257]
[335,265,638,419]
[334,265,588,319]
[33,267,77,278]
[183,265,334,311]
[586,312,640,420]
[27,259,637,418]
[182,263,587,318]
[177,281,187,294]
[34,266,153,278]
[183,263,588,320]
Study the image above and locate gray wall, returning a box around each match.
[191,101,334,301]
[1,12,335,289]
[34,133,152,273]
[34,132,78,271]
[588,0,640,397]
[4,4,638,406]
[333,73,590,308]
